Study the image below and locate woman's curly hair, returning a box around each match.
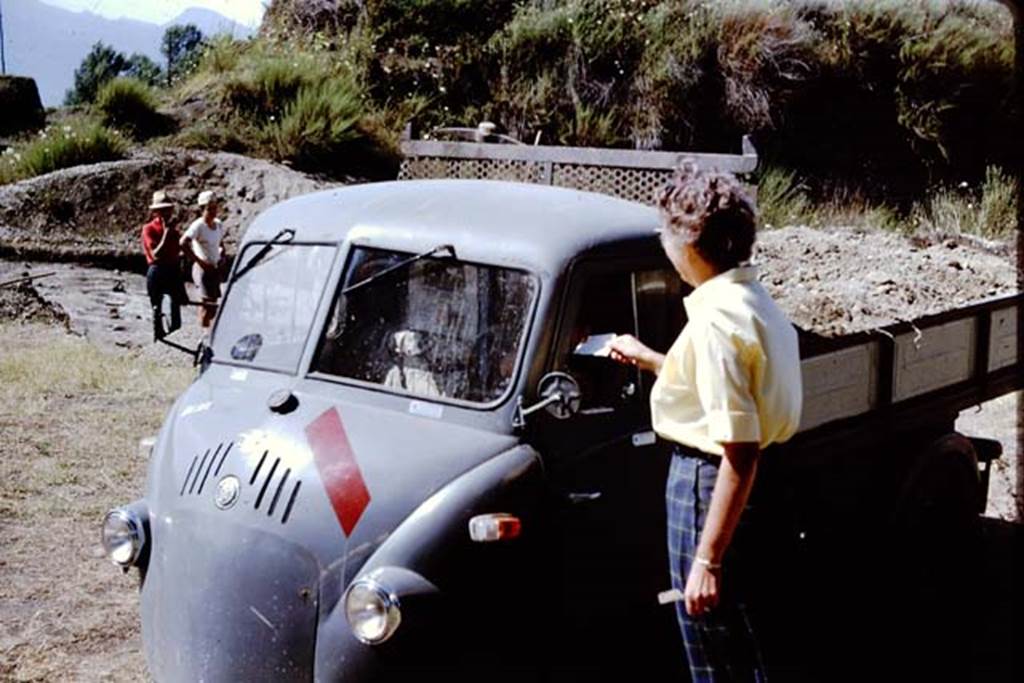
[656,161,757,272]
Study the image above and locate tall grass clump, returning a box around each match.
[0,121,127,184]
[95,77,169,139]
[221,56,316,119]
[757,166,810,229]
[175,39,398,178]
[270,78,363,168]
[490,0,654,146]
[913,167,1017,239]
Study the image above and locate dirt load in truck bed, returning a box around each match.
[755,226,1017,337]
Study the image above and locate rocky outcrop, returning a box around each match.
[0,76,45,136]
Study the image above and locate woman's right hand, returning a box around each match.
[609,334,662,374]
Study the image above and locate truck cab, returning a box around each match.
[104,180,698,681]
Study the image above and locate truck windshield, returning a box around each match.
[211,243,336,372]
[313,247,537,404]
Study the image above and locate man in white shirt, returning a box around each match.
[180,190,226,330]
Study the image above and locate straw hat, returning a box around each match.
[149,190,174,210]
[197,190,217,207]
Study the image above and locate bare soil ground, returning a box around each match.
[0,148,337,266]
[0,323,191,681]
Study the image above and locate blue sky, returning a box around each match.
[38,0,267,28]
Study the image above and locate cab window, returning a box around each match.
[312,247,537,405]
[561,267,684,412]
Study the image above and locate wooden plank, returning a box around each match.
[988,305,1019,372]
[892,318,977,402]
[798,342,878,431]
[400,139,758,174]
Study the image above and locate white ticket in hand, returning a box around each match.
[657,588,685,605]
[573,333,616,357]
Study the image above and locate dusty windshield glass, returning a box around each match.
[212,244,335,372]
[313,247,536,404]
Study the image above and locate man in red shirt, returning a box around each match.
[141,190,186,339]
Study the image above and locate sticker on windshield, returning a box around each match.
[231,333,263,361]
[409,400,443,420]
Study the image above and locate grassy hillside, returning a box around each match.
[0,0,1015,236]
[259,0,1014,200]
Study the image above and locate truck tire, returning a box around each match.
[894,432,980,534]
[889,432,981,680]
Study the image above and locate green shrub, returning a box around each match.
[95,77,168,138]
[178,1,1014,197]
[269,77,365,168]
[175,38,399,178]
[221,56,314,119]
[489,0,651,145]
[171,122,250,154]
[757,166,810,229]
[913,166,1017,239]
[199,35,244,74]
[0,122,127,184]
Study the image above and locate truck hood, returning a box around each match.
[148,366,520,577]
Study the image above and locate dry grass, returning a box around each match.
[0,324,192,681]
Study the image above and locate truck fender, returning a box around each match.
[314,445,544,680]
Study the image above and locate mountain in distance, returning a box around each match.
[169,7,255,37]
[4,0,254,107]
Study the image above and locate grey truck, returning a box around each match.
[102,137,1022,682]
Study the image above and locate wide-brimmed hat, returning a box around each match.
[197,190,217,207]
[149,190,174,210]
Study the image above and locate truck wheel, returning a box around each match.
[893,432,980,538]
[889,432,981,680]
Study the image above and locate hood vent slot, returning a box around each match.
[252,456,301,524]
[180,442,233,497]
[281,481,302,524]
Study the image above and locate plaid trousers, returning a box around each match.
[666,447,767,683]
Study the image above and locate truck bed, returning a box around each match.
[796,292,1021,435]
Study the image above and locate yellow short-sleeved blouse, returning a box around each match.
[650,265,802,455]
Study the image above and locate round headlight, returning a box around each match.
[344,579,401,644]
[101,508,146,567]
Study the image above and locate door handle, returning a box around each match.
[568,491,602,504]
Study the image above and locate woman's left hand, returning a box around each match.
[684,562,721,617]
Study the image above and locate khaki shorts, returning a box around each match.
[192,262,222,302]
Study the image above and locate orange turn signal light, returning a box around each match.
[468,513,522,542]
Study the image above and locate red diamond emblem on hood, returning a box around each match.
[305,408,371,536]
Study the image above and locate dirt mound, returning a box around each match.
[756,226,1017,336]
[0,278,69,327]
[0,149,338,267]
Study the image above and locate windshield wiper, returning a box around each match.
[230,228,296,283]
[342,244,456,295]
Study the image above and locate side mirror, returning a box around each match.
[512,371,582,428]
[194,339,213,372]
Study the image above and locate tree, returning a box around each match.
[161,24,204,85]
[65,42,127,105]
[124,53,163,87]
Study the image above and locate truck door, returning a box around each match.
[533,260,687,681]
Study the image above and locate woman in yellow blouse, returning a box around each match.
[610,163,802,682]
